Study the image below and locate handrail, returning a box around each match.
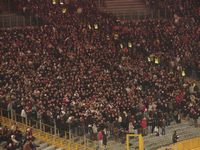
[158,136,200,150]
[0,108,96,150]
[172,136,200,150]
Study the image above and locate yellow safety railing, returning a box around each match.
[159,136,200,150]
[172,137,200,150]
[0,108,96,150]
[126,134,144,150]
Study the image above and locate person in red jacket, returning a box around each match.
[97,129,103,150]
[140,117,147,135]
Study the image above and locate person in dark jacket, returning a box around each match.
[172,131,179,143]
[161,118,166,135]
[102,128,107,149]
[23,141,32,150]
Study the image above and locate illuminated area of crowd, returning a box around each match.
[0,0,200,148]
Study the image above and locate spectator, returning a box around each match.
[97,129,103,150]
[21,108,27,123]
[0,0,199,144]
[161,118,166,135]
[172,131,179,143]
[154,126,159,136]
[92,123,98,140]
[140,117,147,136]
[102,128,108,149]
[23,140,32,150]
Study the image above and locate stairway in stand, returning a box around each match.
[99,0,149,18]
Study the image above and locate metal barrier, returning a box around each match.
[0,108,96,150]
[158,137,200,150]
[126,134,144,150]
[171,137,200,150]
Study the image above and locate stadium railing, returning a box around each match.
[0,108,98,150]
[158,136,200,150]
[172,137,200,150]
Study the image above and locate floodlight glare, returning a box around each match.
[181,70,186,77]
[60,0,64,5]
[155,58,160,64]
[88,24,92,29]
[128,42,132,48]
[120,43,123,49]
[52,0,56,5]
[62,8,67,13]
[94,24,98,29]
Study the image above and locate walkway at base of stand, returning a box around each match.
[107,120,200,150]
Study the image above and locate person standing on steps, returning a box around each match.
[172,131,179,143]
[161,118,166,135]
[97,129,103,150]
[102,128,108,150]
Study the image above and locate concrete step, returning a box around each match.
[56,148,64,150]
[103,10,149,17]
[43,145,56,150]
[34,139,43,145]
[102,7,147,12]
[106,3,144,7]
[105,0,144,5]
[99,0,149,18]
[38,142,49,150]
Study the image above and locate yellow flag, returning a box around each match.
[52,0,56,5]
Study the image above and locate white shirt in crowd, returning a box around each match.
[21,109,27,118]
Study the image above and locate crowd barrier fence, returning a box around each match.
[0,108,98,150]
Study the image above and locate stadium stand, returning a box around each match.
[0,0,200,149]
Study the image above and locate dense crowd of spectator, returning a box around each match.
[0,123,36,150]
[0,0,200,145]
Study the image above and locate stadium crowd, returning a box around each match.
[0,0,200,145]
